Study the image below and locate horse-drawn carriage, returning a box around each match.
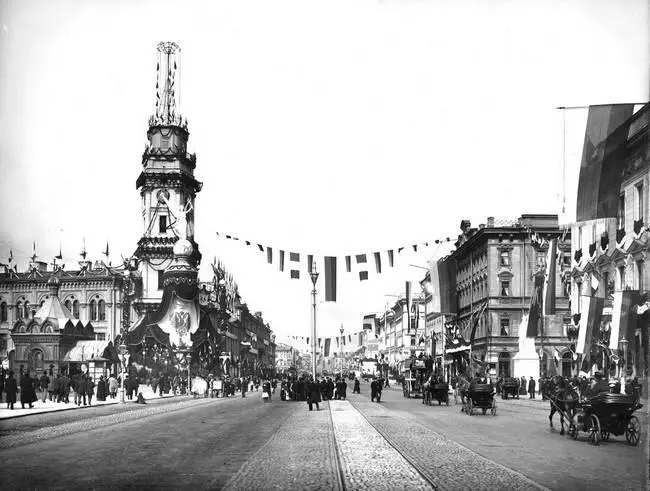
[423,378,449,406]
[465,383,497,416]
[500,378,519,399]
[401,359,426,398]
[567,393,642,446]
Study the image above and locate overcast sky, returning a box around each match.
[0,0,647,343]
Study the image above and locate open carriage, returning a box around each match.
[424,381,449,406]
[465,383,497,416]
[501,378,520,399]
[568,393,642,446]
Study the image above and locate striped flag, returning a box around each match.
[526,275,544,337]
[374,252,382,273]
[406,281,411,333]
[307,255,314,274]
[359,271,368,281]
[356,254,367,264]
[289,252,300,279]
[543,239,557,316]
[324,338,331,357]
[278,250,285,272]
[266,247,273,264]
[387,250,394,267]
[345,256,351,273]
[576,295,604,355]
[324,256,337,302]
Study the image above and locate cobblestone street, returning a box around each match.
[0,382,647,490]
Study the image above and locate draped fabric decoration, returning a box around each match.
[324,338,331,357]
[526,275,545,338]
[266,247,273,264]
[543,239,558,316]
[324,256,337,302]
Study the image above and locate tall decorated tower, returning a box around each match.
[135,42,202,312]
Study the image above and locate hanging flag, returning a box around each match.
[245,241,251,246]
[55,244,63,261]
[307,255,314,274]
[356,254,367,264]
[554,347,562,365]
[279,250,285,272]
[359,271,368,281]
[526,275,545,337]
[306,337,309,345]
[543,239,557,316]
[345,256,351,273]
[336,337,340,348]
[103,241,110,258]
[412,244,418,252]
[324,338,331,357]
[342,336,346,346]
[412,301,419,332]
[257,244,264,252]
[348,334,351,343]
[8,249,13,263]
[289,252,300,279]
[289,252,300,262]
[388,250,394,267]
[406,281,412,333]
[318,338,322,347]
[590,273,600,292]
[266,247,273,264]
[576,295,604,355]
[374,252,382,273]
[398,247,404,253]
[324,256,337,302]
[609,290,641,350]
[429,258,458,314]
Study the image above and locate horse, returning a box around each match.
[456,376,470,410]
[548,376,580,435]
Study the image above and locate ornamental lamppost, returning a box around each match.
[309,263,319,381]
[619,336,629,388]
[117,343,130,403]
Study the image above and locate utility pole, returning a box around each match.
[309,263,319,381]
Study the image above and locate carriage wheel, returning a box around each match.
[626,416,641,446]
[588,414,601,446]
[600,431,610,441]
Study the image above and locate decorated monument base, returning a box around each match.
[512,354,540,381]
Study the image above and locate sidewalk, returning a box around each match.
[0,386,187,420]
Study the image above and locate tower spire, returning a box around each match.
[150,41,185,128]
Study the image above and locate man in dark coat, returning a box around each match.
[61,373,71,403]
[528,376,536,399]
[340,379,347,400]
[39,372,50,403]
[85,375,95,406]
[20,372,36,409]
[5,370,18,409]
[96,375,108,401]
[353,376,360,394]
[306,377,321,411]
[319,378,328,401]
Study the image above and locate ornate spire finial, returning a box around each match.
[151,41,184,127]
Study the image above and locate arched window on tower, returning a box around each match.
[98,300,106,321]
[65,300,72,313]
[73,300,80,319]
[0,302,7,322]
[16,301,23,319]
[90,299,97,321]
[24,301,30,318]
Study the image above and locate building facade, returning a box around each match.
[443,214,572,380]
[569,104,649,378]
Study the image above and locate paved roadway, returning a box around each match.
[0,382,647,490]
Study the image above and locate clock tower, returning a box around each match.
[134,42,202,311]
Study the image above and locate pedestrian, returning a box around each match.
[75,374,86,406]
[20,372,37,409]
[353,376,360,394]
[241,377,248,398]
[108,374,118,399]
[5,370,18,410]
[370,377,378,402]
[528,376,536,399]
[306,377,321,411]
[85,375,95,406]
[262,379,272,402]
[39,372,50,403]
[340,378,347,400]
[61,373,71,403]
[96,375,107,402]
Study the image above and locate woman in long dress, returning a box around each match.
[96,375,108,401]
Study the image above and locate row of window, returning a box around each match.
[0,299,107,322]
[617,181,645,231]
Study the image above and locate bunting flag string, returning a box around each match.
[215,230,462,302]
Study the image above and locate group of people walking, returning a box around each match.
[0,370,121,410]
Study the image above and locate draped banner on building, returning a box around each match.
[610,290,641,351]
[405,281,412,333]
[543,239,558,316]
[429,257,458,314]
[576,295,604,355]
[527,275,545,337]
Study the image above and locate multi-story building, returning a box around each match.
[442,214,571,379]
[275,343,297,372]
[569,103,648,378]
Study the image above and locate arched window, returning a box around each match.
[24,301,30,318]
[65,300,72,313]
[72,300,80,319]
[0,302,7,322]
[16,301,23,319]
[40,299,45,308]
[90,299,97,321]
[98,299,106,321]
[30,324,40,333]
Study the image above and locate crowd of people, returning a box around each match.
[0,369,120,410]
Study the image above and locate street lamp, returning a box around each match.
[309,263,319,381]
[619,336,629,381]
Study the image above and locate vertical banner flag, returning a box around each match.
[345,256,351,273]
[324,338,331,357]
[307,255,314,274]
[543,239,558,316]
[266,247,273,264]
[374,252,382,273]
[388,250,394,267]
[406,281,412,333]
[324,257,337,302]
[429,258,458,315]
[576,295,605,354]
[279,250,285,272]
[527,275,545,337]
[289,252,300,279]
[359,271,369,281]
[257,244,264,252]
[609,290,641,350]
